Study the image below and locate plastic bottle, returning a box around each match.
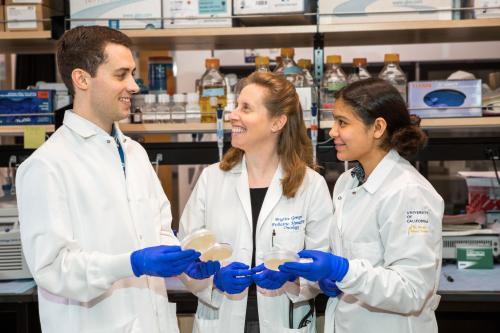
[379,53,407,102]
[224,92,236,122]
[186,92,201,123]
[131,107,142,124]
[321,55,347,120]
[156,93,171,123]
[255,56,271,73]
[274,48,306,87]
[171,93,186,123]
[347,58,372,83]
[199,58,227,123]
[297,59,315,86]
[142,94,157,123]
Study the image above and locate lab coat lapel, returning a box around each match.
[235,157,253,228]
[256,163,283,233]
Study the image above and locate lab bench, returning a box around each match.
[1,265,500,333]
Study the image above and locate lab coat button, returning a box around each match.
[352,191,356,195]
[337,195,342,200]
[106,140,111,143]
[139,235,143,240]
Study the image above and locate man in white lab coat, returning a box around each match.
[16,26,217,332]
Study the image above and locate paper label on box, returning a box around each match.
[240,0,270,10]
[6,6,37,29]
[24,126,46,149]
[199,0,227,14]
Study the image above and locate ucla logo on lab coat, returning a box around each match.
[272,215,305,231]
[406,209,431,235]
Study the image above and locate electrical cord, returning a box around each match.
[492,158,500,187]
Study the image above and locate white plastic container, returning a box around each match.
[264,249,299,271]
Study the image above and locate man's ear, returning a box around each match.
[72,69,90,91]
[373,117,387,140]
[271,114,287,133]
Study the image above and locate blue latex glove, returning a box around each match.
[251,264,296,290]
[279,249,349,282]
[130,245,200,278]
[185,259,221,280]
[213,262,253,294]
[319,278,342,298]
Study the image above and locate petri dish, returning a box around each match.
[263,249,299,271]
[181,229,216,253]
[200,243,233,262]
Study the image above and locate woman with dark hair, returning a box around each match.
[280,78,444,333]
[179,72,332,332]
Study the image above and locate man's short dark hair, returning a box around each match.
[56,26,133,96]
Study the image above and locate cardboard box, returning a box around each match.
[0,5,5,31]
[233,0,315,25]
[5,0,64,12]
[5,4,60,31]
[473,0,500,18]
[408,80,482,118]
[70,0,162,29]
[0,90,54,125]
[163,0,232,28]
[457,246,494,269]
[319,0,456,24]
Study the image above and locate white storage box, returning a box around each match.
[408,80,482,118]
[70,0,162,29]
[233,0,315,25]
[319,0,456,24]
[163,0,232,28]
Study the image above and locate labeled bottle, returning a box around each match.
[200,58,227,123]
[379,53,407,102]
[171,93,186,123]
[131,107,142,124]
[156,93,170,123]
[186,92,201,123]
[142,94,157,124]
[255,56,271,73]
[297,59,315,86]
[224,92,236,122]
[321,55,347,120]
[347,58,372,83]
[274,48,306,87]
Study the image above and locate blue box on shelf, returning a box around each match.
[0,90,54,125]
[408,80,482,118]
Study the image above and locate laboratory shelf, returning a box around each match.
[1,18,499,51]
[0,125,54,136]
[320,18,500,46]
[124,25,317,50]
[0,30,55,53]
[118,122,232,134]
[320,117,500,130]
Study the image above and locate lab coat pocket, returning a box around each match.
[349,241,384,266]
[274,230,305,253]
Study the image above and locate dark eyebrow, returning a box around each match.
[333,115,349,121]
[114,67,135,74]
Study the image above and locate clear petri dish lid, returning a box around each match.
[200,242,233,262]
[263,249,299,271]
[181,228,216,253]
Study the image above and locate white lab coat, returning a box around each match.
[179,157,332,333]
[16,111,180,333]
[324,149,444,333]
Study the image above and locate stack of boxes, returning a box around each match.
[3,0,63,31]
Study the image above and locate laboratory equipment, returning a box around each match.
[181,228,233,262]
[320,55,347,120]
[200,243,232,262]
[0,196,31,280]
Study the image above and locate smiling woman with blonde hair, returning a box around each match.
[179,72,333,333]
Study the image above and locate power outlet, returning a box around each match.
[485,148,500,160]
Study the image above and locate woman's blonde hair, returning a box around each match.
[220,72,314,198]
